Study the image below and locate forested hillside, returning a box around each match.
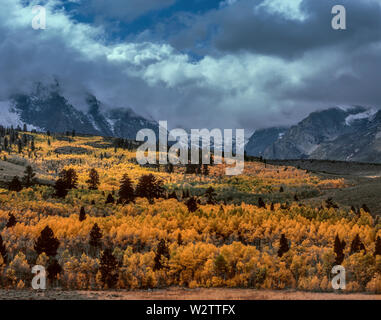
[0,127,380,293]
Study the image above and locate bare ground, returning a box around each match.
[0,158,54,188]
[303,176,381,216]
[266,159,381,216]
[0,159,26,184]
[0,288,380,300]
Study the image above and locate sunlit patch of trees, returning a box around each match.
[0,131,379,292]
[0,198,380,292]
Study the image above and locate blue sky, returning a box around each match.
[1,0,381,130]
[62,1,221,42]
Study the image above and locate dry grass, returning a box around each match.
[1,288,380,300]
[0,159,26,183]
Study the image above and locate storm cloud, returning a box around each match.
[1,0,381,133]
[171,0,381,59]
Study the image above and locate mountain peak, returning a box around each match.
[246,106,381,163]
[2,84,159,139]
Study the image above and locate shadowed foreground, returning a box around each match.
[1,288,380,300]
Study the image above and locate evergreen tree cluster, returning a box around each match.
[278,234,290,257]
[0,125,36,155]
[113,138,136,151]
[333,233,375,265]
[351,204,371,215]
[86,168,100,190]
[110,173,166,205]
[154,239,170,271]
[334,234,346,265]
[54,168,79,198]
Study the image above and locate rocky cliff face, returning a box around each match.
[1,82,158,139]
[245,127,287,157]
[246,106,381,163]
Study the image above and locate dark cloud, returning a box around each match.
[282,46,381,107]
[1,0,381,134]
[169,0,381,59]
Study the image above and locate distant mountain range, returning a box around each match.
[0,82,158,139]
[1,82,381,163]
[246,106,381,163]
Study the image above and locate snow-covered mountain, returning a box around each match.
[0,83,158,139]
[246,106,381,163]
[3,82,381,163]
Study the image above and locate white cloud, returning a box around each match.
[1,0,381,133]
[257,0,307,21]
[220,0,238,8]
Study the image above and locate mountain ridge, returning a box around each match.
[246,106,381,163]
[0,83,159,139]
[2,83,381,163]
